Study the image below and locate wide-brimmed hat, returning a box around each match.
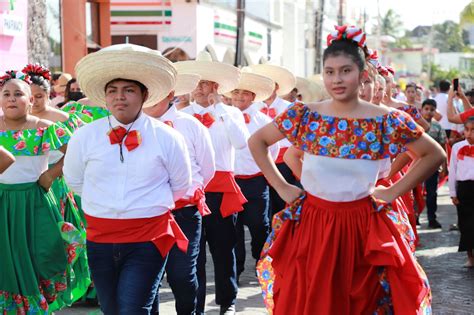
[53,73,72,94]
[248,63,296,96]
[174,51,240,94]
[225,67,274,102]
[174,73,201,97]
[307,74,330,101]
[75,44,177,108]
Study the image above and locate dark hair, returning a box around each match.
[464,116,474,126]
[64,78,78,101]
[29,74,51,94]
[162,47,190,62]
[323,40,366,71]
[422,98,437,108]
[465,90,474,98]
[104,78,148,94]
[439,80,450,92]
[405,83,417,91]
[52,72,62,82]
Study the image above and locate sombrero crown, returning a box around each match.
[75,44,177,108]
[174,51,241,94]
[227,67,275,102]
[248,63,296,96]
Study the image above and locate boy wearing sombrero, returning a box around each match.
[249,64,300,218]
[144,73,216,315]
[63,44,192,314]
[228,68,279,282]
[176,52,249,315]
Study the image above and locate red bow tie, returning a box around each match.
[457,145,474,160]
[260,107,276,119]
[163,120,174,128]
[108,126,142,152]
[243,113,251,124]
[193,112,215,128]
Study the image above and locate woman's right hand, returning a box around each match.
[451,197,460,205]
[277,183,304,204]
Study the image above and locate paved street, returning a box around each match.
[58,184,474,314]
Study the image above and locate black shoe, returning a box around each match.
[416,216,421,226]
[220,304,236,315]
[428,220,442,229]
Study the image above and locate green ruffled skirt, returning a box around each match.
[48,176,91,309]
[0,182,85,314]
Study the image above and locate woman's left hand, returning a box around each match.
[372,186,397,203]
[38,171,54,191]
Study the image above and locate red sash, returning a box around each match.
[275,147,289,164]
[84,211,188,257]
[205,171,248,217]
[174,188,211,217]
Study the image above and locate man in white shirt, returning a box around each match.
[434,80,454,137]
[249,63,301,218]
[176,52,249,315]
[144,73,216,315]
[63,44,192,314]
[228,68,279,282]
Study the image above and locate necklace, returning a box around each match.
[2,115,29,131]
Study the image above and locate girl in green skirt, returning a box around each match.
[0,72,85,314]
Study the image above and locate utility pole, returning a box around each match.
[337,0,344,25]
[235,0,246,67]
[314,0,325,74]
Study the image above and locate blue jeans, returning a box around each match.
[196,192,238,314]
[425,170,439,221]
[153,206,202,315]
[235,176,270,276]
[87,241,167,315]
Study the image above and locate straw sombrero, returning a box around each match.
[297,77,327,103]
[174,73,201,97]
[308,74,330,101]
[174,51,240,94]
[225,67,274,102]
[75,44,177,108]
[248,63,296,96]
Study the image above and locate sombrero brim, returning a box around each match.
[174,73,201,97]
[225,72,275,102]
[249,64,296,96]
[75,49,176,108]
[174,60,240,94]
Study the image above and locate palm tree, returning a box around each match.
[27,0,50,66]
[460,2,474,27]
[373,9,404,38]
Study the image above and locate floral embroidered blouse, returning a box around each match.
[274,102,423,201]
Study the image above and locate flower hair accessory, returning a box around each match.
[22,63,51,81]
[367,49,379,67]
[327,25,367,48]
[377,65,389,77]
[0,70,32,87]
[385,66,395,76]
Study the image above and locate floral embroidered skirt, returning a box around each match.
[257,193,431,315]
[48,176,91,309]
[0,182,85,314]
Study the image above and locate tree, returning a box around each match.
[432,21,465,52]
[460,2,474,26]
[423,62,461,86]
[373,9,404,38]
[27,0,49,66]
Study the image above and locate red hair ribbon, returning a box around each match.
[377,65,389,77]
[367,49,379,67]
[0,70,31,87]
[22,63,51,81]
[327,25,367,48]
[385,66,395,75]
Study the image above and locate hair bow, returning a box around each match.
[385,66,395,75]
[327,25,367,48]
[22,63,51,81]
[377,65,389,77]
[367,49,379,67]
[0,70,31,87]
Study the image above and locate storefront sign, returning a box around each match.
[111,0,172,32]
[0,13,23,36]
[161,36,192,43]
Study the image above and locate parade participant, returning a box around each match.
[0,146,14,173]
[447,84,474,124]
[22,63,91,306]
[63,44,192,314]
[0,71,83,314]
[449,117,474,268]
[51,72,72,107]
[421,99,447,229]
[405,83,417,106]
[372,74,386,105]
[434,80,454,136]
[171,51,248,315]
[144,72,216,315]
[249,63,299,217]
[249,25,444,314]
[228,68,279,282]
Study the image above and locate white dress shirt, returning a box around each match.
[434,93,453,130]
[160,105,216,198]
[181,102,249,172]
[235,103,279,176]
[448,140,474,197]
[256,97,292,148]
[63,113,192,219]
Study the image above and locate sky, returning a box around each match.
[357,0,472,31]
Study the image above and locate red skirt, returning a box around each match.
[257,193,431,315]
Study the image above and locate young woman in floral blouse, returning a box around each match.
[249,26,445,314]
[0,72,84,314]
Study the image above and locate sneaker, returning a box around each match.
[428,220,442,229]
[449,224,459,231]
[220,304,236,315]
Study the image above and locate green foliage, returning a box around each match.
[423,62,462,85]
[460,2,474,26]
[373,9,404,38]
[432,21,466,52]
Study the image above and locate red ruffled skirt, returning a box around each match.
[257,193,431,315]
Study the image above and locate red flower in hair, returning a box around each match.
[327,25,367,49]
[22,63,51,81]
